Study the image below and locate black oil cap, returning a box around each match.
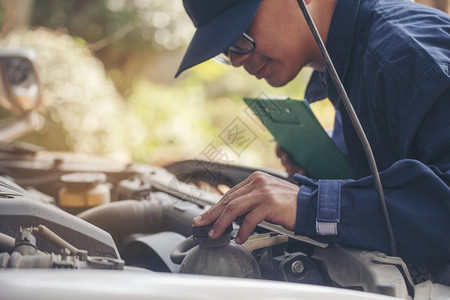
[192,223,233,238]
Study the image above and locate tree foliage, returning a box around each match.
[0,0,448,169]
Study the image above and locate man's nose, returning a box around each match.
[229,52,251,67]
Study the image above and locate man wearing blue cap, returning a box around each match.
[176,0,450,271]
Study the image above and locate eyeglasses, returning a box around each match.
[213,33,255,65]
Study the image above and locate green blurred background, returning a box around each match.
[0,0,447,170]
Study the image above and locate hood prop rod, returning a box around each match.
[296,0,397,256]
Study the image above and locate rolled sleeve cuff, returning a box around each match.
[316,180,342,235]
[294,174,342,236]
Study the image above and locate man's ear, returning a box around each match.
[304,0,312,4]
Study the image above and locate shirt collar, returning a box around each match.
[305,0,361,104]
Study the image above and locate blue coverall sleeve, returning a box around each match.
[294,0,450,264]
[294,159,450,263]
[295,49,450,263]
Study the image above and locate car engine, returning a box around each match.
[0,49,448,300]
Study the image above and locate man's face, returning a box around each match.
[229,0,317,87]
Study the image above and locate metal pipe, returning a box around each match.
[33,225,79,255]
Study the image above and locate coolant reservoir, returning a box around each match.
[58,172,110,214]
[180,224,261,278]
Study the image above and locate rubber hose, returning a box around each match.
[169,236,198,264]
[0,232,15,253]
[77,200,162,246]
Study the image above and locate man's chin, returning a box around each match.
[264,76,290,87]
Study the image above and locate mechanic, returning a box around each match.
[175,0,450,268]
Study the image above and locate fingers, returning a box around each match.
[192,173,258,227]
[234,208,267,244]
[275,144,306,177]
[192,195,227,226]
[193,172,266,238]
[192,171,300,243]
[275,143,283,158]
[210,195,252,239]
[275,143,293,168]
[197,185,260,238]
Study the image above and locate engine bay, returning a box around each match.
[1,150,448,299]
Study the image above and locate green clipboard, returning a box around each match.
[244,97,353,179]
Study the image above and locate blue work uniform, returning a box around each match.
[294,0,450,264]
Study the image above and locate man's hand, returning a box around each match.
[276,144,306,178]
[193,171,300,244]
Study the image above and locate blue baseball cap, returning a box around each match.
[175,0,262,77]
